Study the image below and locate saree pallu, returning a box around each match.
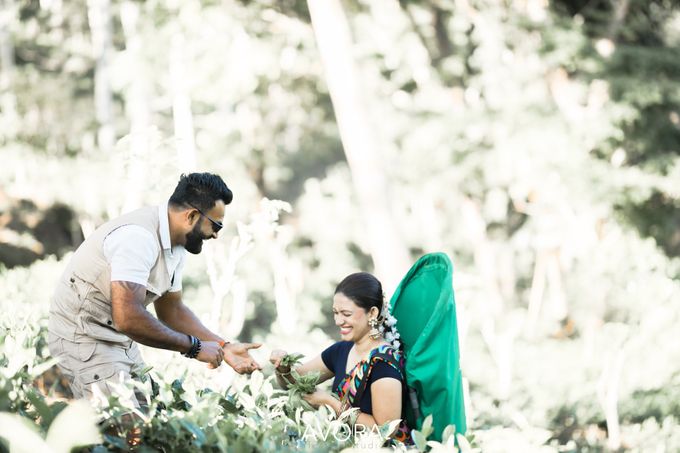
[334,344,412,444]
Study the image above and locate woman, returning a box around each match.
[270,272,410,443]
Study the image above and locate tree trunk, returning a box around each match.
[307,0,410,291]
[270,229,300,335]
[0,0,18,137]
[88,0,115,151]
[205,233,252,338]
[120,1,150,213]
[170,35,197,172]
[597,348,625,450]
[607,0,631,42]
[461,197,518,399]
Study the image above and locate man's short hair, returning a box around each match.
[169,173,233,211]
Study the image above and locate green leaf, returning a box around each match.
[442,424,456,443]
[45,400,102,453]
[457,433,473,453]
[289,370,319,394]
[280,353,305,369]
[131,365,154,382]
[171,379,185,395]
[179,420,206,446]
[30,358,61,378]
[421,414,434,439]
[25,388,54,428]
[103,433,128,450]
[219,395,240,414]
[249,370,264,393]
[412,429,427,452]
[379,418,402,439]
[0,412,49,452]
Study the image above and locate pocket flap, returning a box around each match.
[79,363,117,385]
[77,342,97,362]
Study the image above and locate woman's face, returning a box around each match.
[332,292,376,343]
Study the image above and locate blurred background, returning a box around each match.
[1,0,679,450]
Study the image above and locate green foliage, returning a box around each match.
[619,375,680,424]
[288,370,319,395]
[278,352,320,414]
[0,401,101,453]
[2,0,680,451]
[0,318,348,452]
[279,352,304,370]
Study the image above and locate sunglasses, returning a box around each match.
[187,203,223,233]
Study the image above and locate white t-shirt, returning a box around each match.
[102,204,186,292]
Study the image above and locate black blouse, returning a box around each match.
[321,341,404,415]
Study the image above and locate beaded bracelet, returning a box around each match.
[348,409,360,427]
[344,408,360,427]
[183,335,202,359]
[275,365,292,376]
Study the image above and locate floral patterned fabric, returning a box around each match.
[334,344,412,444]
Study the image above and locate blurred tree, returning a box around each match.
[1,0,680,449]
[307,0,410,291]
[551,0,680,255]
[87,0,114,151]
[0,0,18,141]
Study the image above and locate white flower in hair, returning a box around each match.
[385,315,398,327]
[385,332,395,342]
[393,340,401,350]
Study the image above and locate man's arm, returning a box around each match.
[153,290,222,341]
[111,281,224,367]
[153,291,263,374]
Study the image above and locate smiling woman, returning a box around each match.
[270,272,411,445]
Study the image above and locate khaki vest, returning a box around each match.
[49,206,173,344]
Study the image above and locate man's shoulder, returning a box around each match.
[116,206,159,224]
[105,207,160,238]
[107,224,157,242]
[103,225,160,259]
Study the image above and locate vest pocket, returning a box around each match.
[79,293,130,344]
[69,273,92,302]
[77,342,97,362]
[78,363,117,386]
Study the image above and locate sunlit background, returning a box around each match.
[1,0,680,451]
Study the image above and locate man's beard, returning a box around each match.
[185,222,211,254]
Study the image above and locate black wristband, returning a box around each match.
[183,335,202,359]
[182,335,194,356]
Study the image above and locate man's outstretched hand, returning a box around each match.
[216,342,262,374]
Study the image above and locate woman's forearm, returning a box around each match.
[323,396,342,415]
[275,367,296,389]
[355,412,377,428]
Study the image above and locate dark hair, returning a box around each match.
[169,173,233,211]
[335,272,384,314]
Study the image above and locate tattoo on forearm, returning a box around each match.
[112,280,147,300]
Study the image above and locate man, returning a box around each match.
[48,172,261,404]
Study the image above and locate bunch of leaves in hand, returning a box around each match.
[288,369,319,395]
[278,353,319,395]
[284,368,320,414]
[279,353,304,371]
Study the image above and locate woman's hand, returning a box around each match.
[302,390,337,410]
[269,349,288,371]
